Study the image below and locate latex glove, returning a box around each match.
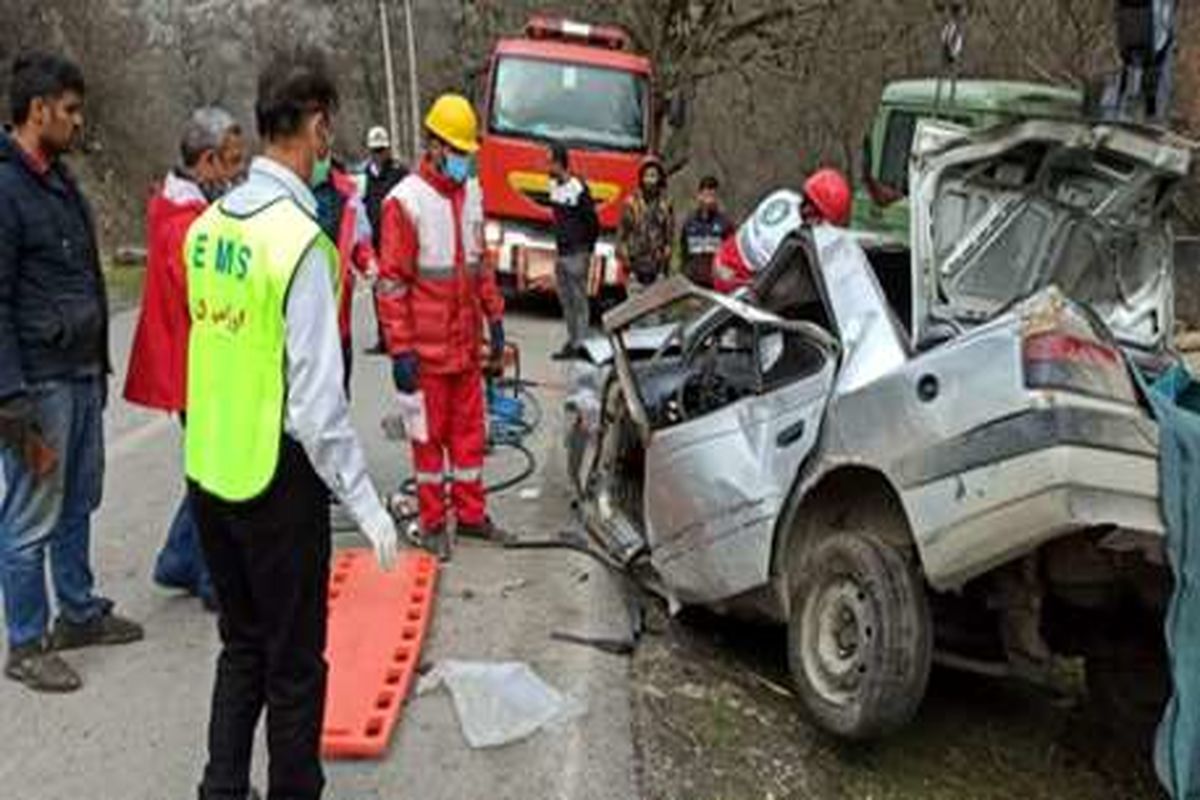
[363,508,399,571]
[391,352,419,394]
[488,320,505,363]
[0,395,57,479]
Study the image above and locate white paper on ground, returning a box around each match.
[417,660,587,749]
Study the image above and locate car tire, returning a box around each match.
[787,531,932,740]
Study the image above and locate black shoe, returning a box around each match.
[49,610,144,652]
[457,518,515,546]
[408,524,452,563]
[4,641,82,693]
[364,341,386,355]
[551,344,576,361]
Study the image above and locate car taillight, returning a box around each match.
[1023,331,1135,402]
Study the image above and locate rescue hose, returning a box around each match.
[387,374,543,503]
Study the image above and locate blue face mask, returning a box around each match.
[443,153,473,184]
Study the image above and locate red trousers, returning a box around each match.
[412,371,486,531]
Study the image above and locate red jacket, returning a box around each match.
[378,158,503,374]
[330,168,377,342]
[123,175,207,412]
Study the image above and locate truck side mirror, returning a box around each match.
[668,93,687,129]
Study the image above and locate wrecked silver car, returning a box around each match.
[566,118,1190,740]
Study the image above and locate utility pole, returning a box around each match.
[403,0,421,164]
[378,0,400,154]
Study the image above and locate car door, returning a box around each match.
[604,277,838,605]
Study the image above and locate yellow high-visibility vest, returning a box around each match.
[183,198,337,502]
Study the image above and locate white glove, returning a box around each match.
[362,508,399,571]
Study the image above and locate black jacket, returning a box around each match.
[680,207,734,287]
[365,158,407,250]
[0,132,109,400]
[549,175,599,256]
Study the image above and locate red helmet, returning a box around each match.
[802,168,852,226]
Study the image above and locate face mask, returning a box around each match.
[443,153,472,184]
[310,155,332,188]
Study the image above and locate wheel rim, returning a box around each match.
[800,576,874,707]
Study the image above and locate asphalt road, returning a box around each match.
[0,288,638,800]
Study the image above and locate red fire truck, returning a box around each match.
[478,17,655,303]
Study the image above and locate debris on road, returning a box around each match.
[417,660,586,749]
[551,630,636,657]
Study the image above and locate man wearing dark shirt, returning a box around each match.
[680,175,734,288]
[547,142,599,360]
[362,126,405,354]
[0,52,143,694]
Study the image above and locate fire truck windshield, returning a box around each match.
[489,56,647,151]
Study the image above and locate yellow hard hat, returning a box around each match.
[424,93,479,154]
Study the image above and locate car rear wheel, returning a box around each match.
[787,532,932,740]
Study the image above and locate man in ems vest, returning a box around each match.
[184,48,398,800]
[378,93,506,561]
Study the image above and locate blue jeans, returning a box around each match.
[153,491,212,599]
[0,377,108,648]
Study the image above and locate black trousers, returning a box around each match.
[191,437,331,800]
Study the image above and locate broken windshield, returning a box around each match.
[489,56,647,151]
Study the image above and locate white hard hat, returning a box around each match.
[366,126,391,150]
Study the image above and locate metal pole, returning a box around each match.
[378,0,400,153]
[403,0,421,163]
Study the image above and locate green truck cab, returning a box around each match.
[853,79,1085,242]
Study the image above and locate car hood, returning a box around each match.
[909,119,1192,351]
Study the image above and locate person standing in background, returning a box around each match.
[618,155,674,296]
[362,125,406,355]
[547,141,598,361]
[679,174,734,289]
[0,52,144,693]
[311,155,378,394]
[125,106,245,612]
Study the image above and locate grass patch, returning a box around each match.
[103,260,145,313]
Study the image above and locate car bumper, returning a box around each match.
[893,407,1162,591]
[905,444,1161,591]
[488,225,622,295]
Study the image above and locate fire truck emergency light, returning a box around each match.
[523,16,630,51]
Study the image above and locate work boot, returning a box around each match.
[457,518,516,546]
[4,641,82,693]
[551,343,578,362]
[49,609,144,652]
[408,524,452,563]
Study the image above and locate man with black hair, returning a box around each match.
[680,174,734,288]
[618,155,674,293]
[547,141,599,360]
[184,46,398,800]
[0,51,144,694]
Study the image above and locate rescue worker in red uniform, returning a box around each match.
[712,168,852,293]
[377,93,506,560]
